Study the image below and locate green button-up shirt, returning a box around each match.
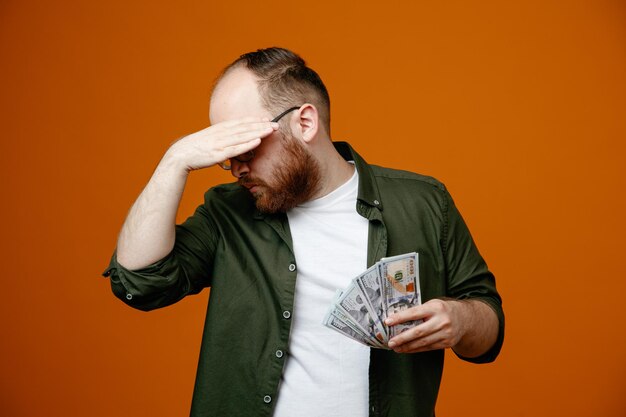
[104,142,504,417]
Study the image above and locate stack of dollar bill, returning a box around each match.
[322,252,422,349]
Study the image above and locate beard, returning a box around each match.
[238,133,321,214]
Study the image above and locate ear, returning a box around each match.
[292,104,319,144]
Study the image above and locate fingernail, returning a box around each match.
[388,341,396,348]
[385,318,392,325]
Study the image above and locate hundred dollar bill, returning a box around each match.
[323,307,386,349]
[336,280,387,344]
[379,252,422,338]
[353,265,388,342]
[323,291,386,349]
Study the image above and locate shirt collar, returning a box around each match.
[333,141,383,211]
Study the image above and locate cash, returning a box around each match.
[322,252,422,349]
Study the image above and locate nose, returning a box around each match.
[230,159,250,179]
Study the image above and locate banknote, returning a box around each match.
[323,292,386,348]
[336,280,386,344]
[353,265,388,341]
[323,252,422,348]
[379,252,422,338]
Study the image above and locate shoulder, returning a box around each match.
[369,164,448,196]
[364,164,455,220]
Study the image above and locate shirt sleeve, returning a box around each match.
[102,203,219,312]
[441,187,505,364]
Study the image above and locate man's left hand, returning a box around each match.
[385,299,466,353]
[385,298,499,357]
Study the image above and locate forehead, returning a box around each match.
[209,66,267,124]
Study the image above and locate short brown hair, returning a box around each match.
[222,47,331,134]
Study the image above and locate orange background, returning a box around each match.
[1,1,625,416]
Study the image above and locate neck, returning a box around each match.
[310,139,355,200]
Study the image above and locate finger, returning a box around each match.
[210,124,278,150]
[388,305,454,347]
[229,126,277,143]
[387,319,439,348]
[197,121,277,144]
[226,121,279,135]
[391,329,448,352]
[220,138,262,160]
[217,116,271,127]
[385,299,453,326]
[200,129,270,161]
[385,305,431,326]
[215,118,279,132]
[394,335,451,354]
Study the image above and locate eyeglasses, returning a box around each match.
[218,106,302,170]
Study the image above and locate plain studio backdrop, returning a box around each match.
[1,1,624,416]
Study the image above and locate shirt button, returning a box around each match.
[126,293,133,300]
[288,263,296,272]
[263,395,272,404]
[275,350,284,358]
[373,199,380,206]
[283,310,291,319]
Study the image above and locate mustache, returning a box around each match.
[238,176,268,188]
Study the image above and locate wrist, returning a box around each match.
[447,299,472,342]
[449,299,497,358]
[162,143,193,176]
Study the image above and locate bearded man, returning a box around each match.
[103,47,504,417]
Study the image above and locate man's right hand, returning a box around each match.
[165,118,279,172]
[115,118,278,270]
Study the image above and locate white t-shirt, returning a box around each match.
[273,167,370,417]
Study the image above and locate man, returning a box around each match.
[103,47,504,417]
